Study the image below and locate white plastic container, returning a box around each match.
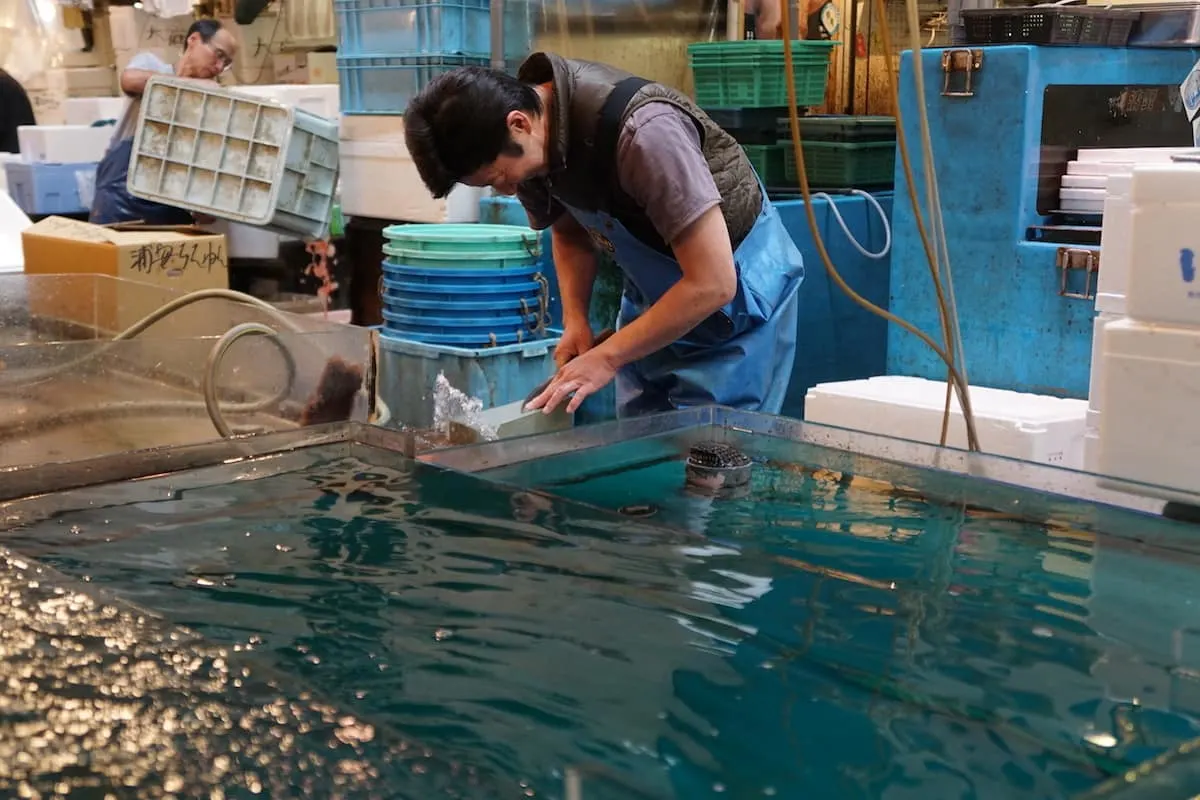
[231,84,339,123]
[128,75,339,238]
[339,115,483,222]
[17,125,113,164]
[803,376,1089,469]
[1123,162,1200,327]
[64,97,128,126]
[1098,317,1200,500]
[0,190,31,273]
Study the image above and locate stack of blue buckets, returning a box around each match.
[380,223,549,346]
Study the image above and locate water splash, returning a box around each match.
[432,373,498,441]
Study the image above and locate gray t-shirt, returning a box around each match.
[518,101,723,246]
[110,51,175,147]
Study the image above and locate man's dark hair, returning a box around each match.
[184,18,223,51]
[404,66,541,199]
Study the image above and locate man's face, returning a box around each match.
[180,28,238,80]
[462,109,547,196]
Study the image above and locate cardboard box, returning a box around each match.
[308,52,336,85]
[21,216,228,332]
[272,53,308,84]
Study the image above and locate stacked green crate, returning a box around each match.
[779,116,897,189]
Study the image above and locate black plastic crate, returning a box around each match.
[961,7,1140,46]
[785,115,897,143]
[707,107,792,144]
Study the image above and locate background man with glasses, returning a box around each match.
[91,18,238,225]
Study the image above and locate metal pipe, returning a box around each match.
[490,0,506,70]
[726,0,743,40]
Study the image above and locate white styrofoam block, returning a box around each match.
[0,189,31,273]
[338,115,483,222]
[1083,429,1100,474]
[1129,161,1200,205]
[1087,311,1120,412]
[1078,147,1196,164]
[63,97,127,126]
[17,124,113,164]
[803,376,1089,469]
[1098,318,1200,499]
[1096,173,1133,315]
[1060,187,1106,202]
[1067,161,1135,176]
[1061,174,1107,190]
[1125,165,1200,326]
[232,84,339,122]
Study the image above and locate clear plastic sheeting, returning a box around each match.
[0,0,70,83]
[0,273,376,471]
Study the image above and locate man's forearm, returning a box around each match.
[550,219,598,329]
[597,279,727,368]
[594,206,737,369]
[119,68,156,97]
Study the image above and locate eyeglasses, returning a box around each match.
[207,41,233,73]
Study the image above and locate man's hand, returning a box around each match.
[525,346,617,415]
[192,213,216,225]
[554,325,594,369]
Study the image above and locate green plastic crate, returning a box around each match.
[741,143,790,185]
[781,140,897,188]
[687,40,837,109]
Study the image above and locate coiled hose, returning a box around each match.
[0,288,388,441]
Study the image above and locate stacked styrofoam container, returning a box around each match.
[127,75,340,238]
[1059,147,1195,213]
[803,376,1090,469]
[64,97,128,126]
[232,84,341,124]
[1095,160,1200,501]
[1066,148,1200,475]
[339,115,484,221]
[3,125,107,216]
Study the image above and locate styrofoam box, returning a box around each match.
[1087,310,1120,412]
[1083,428,1100,474]
[1097,172,1132,315]
[0,152,22,194]
[65,66,116,97]
[232,84,339,122]
[803,376,1089,469]
[18,125,113,164]
[1124,162,1200,327]
[1098,318,1200,500]
[129,76,339,238]
[1061,174,1106,190]
[64,96,128,126]
[0,189,31,273]
[339,114,483,222]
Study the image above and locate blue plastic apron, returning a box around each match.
[560,186,804,418]
[90,136,194,226]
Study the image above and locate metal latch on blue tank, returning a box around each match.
[1055,246,1099,301]
[941,49,983,98]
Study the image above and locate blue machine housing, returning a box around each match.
[888,45,1200,397]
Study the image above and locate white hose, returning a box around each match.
[811,189,893,260]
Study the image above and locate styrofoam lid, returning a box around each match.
[1078,147,1198,163]
[1129,162,1200,204]
[805,376,1089,424]
[1068,161,1135,177]
[1104,317,1200,363]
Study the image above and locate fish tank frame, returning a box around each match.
[1,407,1193,557]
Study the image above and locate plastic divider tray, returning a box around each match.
[127,75,339,238]
[334,0,533,60]
[687,40,837,109]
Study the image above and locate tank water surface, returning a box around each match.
[5,438,1200,798]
